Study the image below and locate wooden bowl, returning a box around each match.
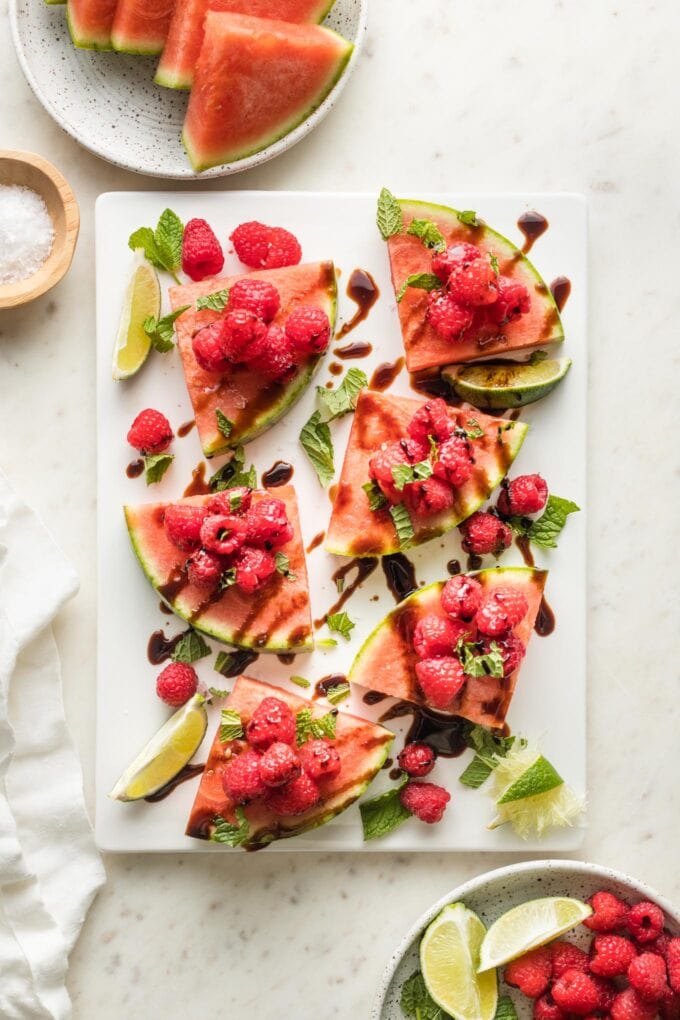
[0,150,79,309]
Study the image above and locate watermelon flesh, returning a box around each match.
[156,0,336,90]
[111,0,175,54]
[325,390,528,557]
[170,261,337,457]
[67,0,118,48]
[124,487,314,652]
[388,199,564,372]
[182,13,353,171]
[186,675,394,846]
[349,568,547,728]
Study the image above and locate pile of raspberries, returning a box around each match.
[461,471,549,556]
[505,891,680,1019]
[396,741,450,824]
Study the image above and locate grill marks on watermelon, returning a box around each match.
[325,391,528,557]
[186,675,394,847]
[110,0,175,53]
[66,0,118,48]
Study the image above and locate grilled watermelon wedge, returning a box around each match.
[170,261,336,458]
[386,198,564,372]
[124,487,313,652]
[325,391,528,557]
[186,675,394,847]
[66,0,117,48]
[349,568,547,729]
[110,0,175,54]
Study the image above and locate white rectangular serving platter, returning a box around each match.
[96,191,587,853]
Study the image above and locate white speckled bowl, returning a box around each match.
[373,860,680,1019]
[9,0,366,179]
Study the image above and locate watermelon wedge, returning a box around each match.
[156,0,336,90]
[348,568,547,728]
[325,391,528,557]
[387,198,564,372]
[110,0,175,54]
[186,675,394,847]
[66,0,117,48]
[124,487,313,652]
[182,13,353,171]
[170,261,337,457]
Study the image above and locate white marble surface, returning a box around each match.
[0,1,678,1016]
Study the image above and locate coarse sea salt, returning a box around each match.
[0,184,55,286]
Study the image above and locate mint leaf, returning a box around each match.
[217,568,237,592]
[396,272,442,303]
[389,503,414,548]
[316,368,367,420]
[376,187,403,240]
[208,686,229,699]
[489,252,500,277]
[143,453,174,485]
[458,209,478,226]
[170,629,211,664]
[209,446,256,491]
[316,638,337,650]
[275,551,296,581]
[212,807,249,847]
[219,708,243,743]
[311,711,337,740]
[290,676,310,689]
[154,208,184,280]
[363,479,388,511]
[215,409,234,439]
[325,681,350,706]
[459,755,496,789]
[196,288,229,312]
[128,227,161,266]
[360,775,410,841]
[407,219,446,252]
[459,724,520,789]
[296,708,337,745]
[391,458,433,491]
[525,495,580,549]
[458,417,484,440]
[528,349,549,365]
[457,639,504,679]
[327,611,355,640]
[495,995,519,1020]
[400,970,443,1019]
[299,410,335,486]
[143,305,190,353]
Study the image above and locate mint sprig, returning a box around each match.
[170,629,211,664]
[406,219,446,252]
[360,774,410,841]
[457,639,505,679]
[211,807,249,847]
[391,457,433,491]
[299,410,335,487]
[495,996,519,1019]
[400,970,443,1019]
[196,288,229,312]
[295,707,337,745]
[396,272,442,303]
[219,708,243,743]
[209,446,256,491]
[459,724,521,789]
[363,479,388,511]
[457,209,479,226]
[389,503,415,548]
[290,676,310,689]
[376,187,403,240]
[143,305,190,353]
[129,208,184,284]
[325,681,350,706]
[316,368,367,420]
[275,551,296,581]
[143,453,174,485]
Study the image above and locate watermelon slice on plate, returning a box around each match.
[170,260,337,457]
[348,568,547,728]
[325,390,528,557]
[186,675,394,847]
[386,198,564,372]
[124,486,313,652]
[110,0,175,54]
[66,0,117,48]
[156,0,337,90]
[182,12,353,171]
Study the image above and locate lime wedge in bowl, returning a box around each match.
[442,356,572,409]
[420,902,497,1020]
[109,693,207,802]
[478,896,592,972]
[112,249,161,381]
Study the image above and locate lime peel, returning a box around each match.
[420,902,497,1020]
[112,248,161,381]
[478,896,593,972]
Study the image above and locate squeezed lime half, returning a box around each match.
[443,356,572,409]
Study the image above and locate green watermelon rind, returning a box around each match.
[66,3,114,49]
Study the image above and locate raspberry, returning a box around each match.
[192,320,230,373]
[219,308,268,363]
[127,408,173,454]
[234,546,276,594]
[584,891,629,933]
[504,946,553,998]
[408,398,454,444]
[249,324,297,382]
[665,939,680,993]
[221,749,266,803]
[186,548,225,588]
[265,772,320,815]
[228,277,281,323]
[440,575,483,621]
[399,781,450,823]
[246,697,296,750]
[285,305,332,357]
[448,254,499,306]
[648,933,673,960]
[415,657,466,710]
[155,661,198,707]
[476,587,529,637]
[551,968,601,1015]
[163,503,207,551]
[426,289,474,341]
[610,987,658,1020]
[207,487,252,515]
[200,513,248,556]
[181,217,224,281]
[589,935,637,977]
[245,497,294,550]
[498,474,549,517]
[412,614,459,658]
[628,952,669,1002]
[433,435,475,487]
[627,902,665,944]
[368,439,427,504]
[431,242,481,282]
[404,477,455,517]
[460,511,512,556]
[488,277,531,326]
[230,221,301,269]
[397,742,436,778]
[299,739,342,781]
[483,632,525,676]
[591,975,618,1011]
[550,941,590,979]
[259,741,301,788]
[533,993,567,1020]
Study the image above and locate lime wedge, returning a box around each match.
[112,248,161,381]
[497,755,563,803]
[420,902,497,1020]
[487,744,585,839]
[478,896,592,972]
[109,694,207,801]
[443,356,572,410]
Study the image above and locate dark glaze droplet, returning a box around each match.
[363,690,388,706]
[549,276,572,312]
[314,557,379,628]
[329,362,343,376]
[378,701,468,758]
[315,674,348,698]
[216,649,260,678]
[126,459,144,479]
[534,595,556,636]
[389,767,403,781]
[409,371,456,400]
[447,559,461,576]
[369,357,405,392]
[177,420,196,438]
[516,535,535,567]
[517,211,549,254]
[379,700,415,724]
[144,763,205,802]
[334,339,373,360]
[382,757,393,770]
[277,652,296,665]
[509,409,522,421]
[335,268,380,340]
[261,461,294,488]
[183,462,210,497]
[382,553,418,603]
[147,628,191,665]
[466,552,483,571]
[306,531,325,554]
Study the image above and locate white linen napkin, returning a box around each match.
[0,470,105,1020]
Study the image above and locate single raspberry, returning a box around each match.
[584,891,629,933]
[591,974,618,1011]
[415,657,467,709]
[207,487,252,516]
[404,476,455,517]
[460,511,512,556]
[221,749,266,803]
[412,614,459,658]
[191,320,230,373]
[228,277,281,323]
[155,661,198,707]
[533,993,567,1019]
[488,277,531,326]
[647,932,673,960]
[200,513,248,556]
[627,902,665,944]
[433,435,475,487]
[440,575,483,621]
[446,617,478,646]
[498,474,549,517]
[408,398,455,445]
[127,408,173,454]
[476,587,529,637]
[299,738,342,781]
[219,308,268,364]
[181,218,224,281]
[665,939,680,993]
[285,305,332,357]
[426,289,474,341]
[504,946,553,998]
[186,548,225,588]
[589,934,638,977]
[483,632,525,676]
[628,952,670,1002]
[245,497,294,550]
[230,221,301,269]
[246,697,296,750]
[249,324,297,382]
[551,941,590,978]
[431,242,481,282]
[448,254,499,306]
[234,546,277,594]
[610,987,658,1020]
[551,968,601,1015]
[265,772,320,815]
[163,503,207,551]
[368,439,427,504]
[259,741,301,788]
[399,781,450,823]
[397,742,436,778]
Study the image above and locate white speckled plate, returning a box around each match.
[9,0,366,179]
[373,860,680,1019]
